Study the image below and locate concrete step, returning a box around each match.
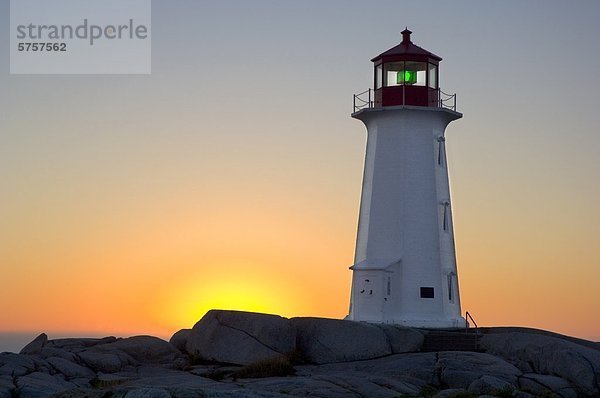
[421,330,482,352]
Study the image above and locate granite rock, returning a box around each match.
[292,317,391,364]
[46,356,95,379]
[16,372,75,398]
[374,324,424,353]
[5,316,600,398]
[169,329,191,353]
[96,336,182,364]
[124,388,172,398]
[467,375,513,395]
[0,352,37,377]
[0,375,14,398]
[437,351,521,389]
[19,334,47,355]
[518,373,577,398]
[186,310,296,365]
[481,331,600,395]
[78,350,133,373]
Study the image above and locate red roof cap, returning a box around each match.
[371,29,442,63]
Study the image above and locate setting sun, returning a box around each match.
[155,266,301,329]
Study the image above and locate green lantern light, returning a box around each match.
[396,70,417,85]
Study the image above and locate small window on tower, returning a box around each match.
[376,64,383,89]
[420,287,435,298]
[442,201,450,232]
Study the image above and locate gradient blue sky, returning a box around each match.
[1,0,599,353]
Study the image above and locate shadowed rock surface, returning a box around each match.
[481,331,600,396]
[186,310,296,365]
[374,324,425,354]
[19,333,47,355]
[168,329,191,353]
[291,317,392,364]
[1,310,598,397]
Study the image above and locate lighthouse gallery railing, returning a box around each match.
[353,88,457,113]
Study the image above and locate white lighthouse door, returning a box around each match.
[356,273,383,322]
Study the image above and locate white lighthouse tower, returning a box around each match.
[347,29,466,328]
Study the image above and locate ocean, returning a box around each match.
[0,332,39,353]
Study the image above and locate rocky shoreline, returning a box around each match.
[1,310,598,397]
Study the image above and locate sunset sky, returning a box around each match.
[1,0,599,351]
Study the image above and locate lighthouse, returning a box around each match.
[347,29,466,328]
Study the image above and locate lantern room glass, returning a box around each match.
[428,63,438,89]
[383,61,427,87]
[376,64,383,89]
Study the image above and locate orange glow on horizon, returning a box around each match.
[156,268,302,329]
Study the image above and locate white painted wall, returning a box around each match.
[347,106,466,328]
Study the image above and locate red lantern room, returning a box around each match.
[353,29,456,112]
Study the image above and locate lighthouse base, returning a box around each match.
[345,315,467,329]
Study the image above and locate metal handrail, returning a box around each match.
[353,88,373,112]
[352,87,457,113]
[439,89,457,112]
[465,311,478,334]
